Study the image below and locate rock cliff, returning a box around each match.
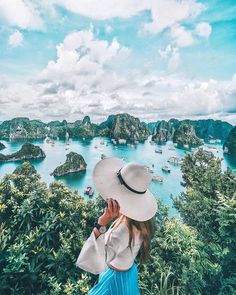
[223,126,236,156]
[51,152,87,176]
[173,124,203,147]
[0,143,46,163]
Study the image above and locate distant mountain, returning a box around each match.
[0,116,233,144]
[223,126,236,156]
[151,119,233,143]
[173,124,203,147]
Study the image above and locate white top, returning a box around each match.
[76,220,143,275]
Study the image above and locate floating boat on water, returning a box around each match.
[209,139,221,143]
[84,186,94,197]
[183,144,190,149]
[152,164,154,167]
[94,145,98,149]
[118,139,127,144]
[101,154,106,159]
[82,137,86,141]
[130,144,135,148]
[155,148,162,154]
[66,143,70,145]
[207,145,217,149]
[149,169,154,173]
[100,140,105,145]
[162,165,171,173]
[152,175,164,183]
[168,156,183,165]
[65,147,69,150]
[149,141,155,145]
[168,147,175,151]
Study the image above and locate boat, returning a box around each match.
[183,144,189,149]
[100,140,105,145]
[101,154,106,159]
[155,148,162,154]
[84,186,94,197]
[149,141,155,145]
[94,145,98,149]
[168,147,175,151]
[130,144,135,148]
[207,145,217,149]
[66,143,70,145]
[162,165,171,173]
[167,157,183,165]
[149,169,154,173]
[65,147,69,150]
[118,139,127,144]
[152,175,164,183]
[83,137,85,141]
[152,164,154,167]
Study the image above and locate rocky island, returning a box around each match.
[151,120,175,143]
[0,142,6,150]
[223,126,236,156]
[173,124,203,148]
[151,118,233,143]
[0,143,46,163]
[51,152,87,176]
[107,113,149,143]
[0,117,48,139]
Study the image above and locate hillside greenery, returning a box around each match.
[0,150,235,294]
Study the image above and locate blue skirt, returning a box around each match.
[87,262,141,295]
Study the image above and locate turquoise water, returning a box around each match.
[0,136,235,217]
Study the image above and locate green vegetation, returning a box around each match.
[223,126,236,156]
[0,150,235,294]
[51,152,87,176]
[0,143,46,163]
[173,124,203,147]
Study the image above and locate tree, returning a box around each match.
[173,149,236,294]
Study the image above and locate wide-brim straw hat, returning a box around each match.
[92,157,158,221]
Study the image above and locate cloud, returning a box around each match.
[195,22,212,38]
[144,0,205,34]
[0,0,43,30]
[159,45,181,70]
[53,0,147,20]
[0,28,235,124]
[8,31,24,47]
[170,24,195,47]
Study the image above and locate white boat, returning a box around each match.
[168,157,183,165]
[84,186,94,197]
[83,137,86,141]
[183,144,189,149]
[152,175,164,183]
[155,148,162,154]
[168,147,175,151]
[162,165,171,173]
[118,139,127,144]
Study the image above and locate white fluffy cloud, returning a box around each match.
[0,29,235,124]
[170,24,195,47]
[144,0,205,34]
[0,0,43,29]
[195,22,212,38]
[8,31,24,47]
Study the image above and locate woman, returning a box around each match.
[76,157,158,295]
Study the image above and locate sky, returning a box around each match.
[0,0,236,124]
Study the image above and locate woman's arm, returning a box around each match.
[75,198,120,274]
[93,198,120,239]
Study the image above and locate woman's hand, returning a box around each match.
[98,198,120,226]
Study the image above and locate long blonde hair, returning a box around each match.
[111,213,155,264]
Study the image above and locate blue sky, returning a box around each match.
[0,0,235,124]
